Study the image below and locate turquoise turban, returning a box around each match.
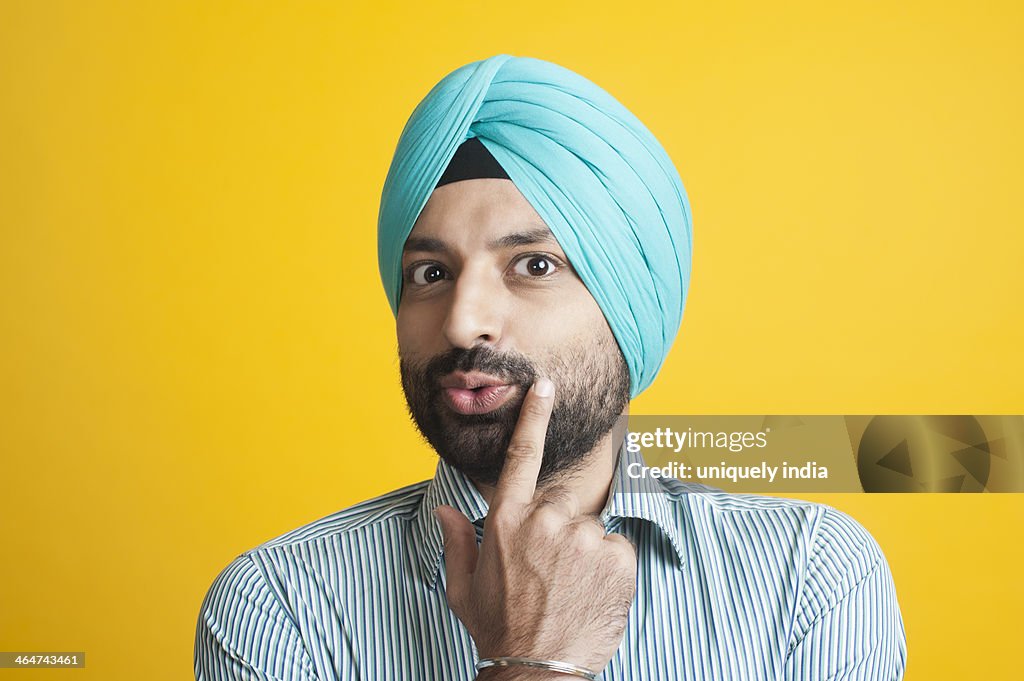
[377,55,693,397]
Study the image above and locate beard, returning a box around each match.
[399,337,630,487]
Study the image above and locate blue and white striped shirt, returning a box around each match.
[195,446,906,680]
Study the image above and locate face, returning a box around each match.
[397,178,630,486]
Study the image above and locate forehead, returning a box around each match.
[404,178,563,254]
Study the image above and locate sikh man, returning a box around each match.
[195,55,907,680]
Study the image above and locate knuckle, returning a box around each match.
[610,543,639,572]
[606,532,636,551]
[592,532,637,572]
[569,520,604,548]
[527,505,564,535]
[505,440,539,462]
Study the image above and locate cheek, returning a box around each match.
[396,305,437,358]
[518,284,612,350]
[553,283,607,332]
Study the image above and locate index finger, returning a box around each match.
[493,377,555,508]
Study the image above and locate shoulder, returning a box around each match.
[799,504,891,616]
[680,491,896,634]
[665,481,887,580]
[196,551,315,679]
[196,481,433,669]
[666,480,827,543]
[659,485,905,672]
[669,481,879,548]
[199,480,432,620]
[254,479,431,551]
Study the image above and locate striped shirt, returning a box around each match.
[195,446,907,680]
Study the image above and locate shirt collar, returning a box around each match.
[412,443,688,588]
[412,457,490,589]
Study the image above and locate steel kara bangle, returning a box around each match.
[476,656,598,680]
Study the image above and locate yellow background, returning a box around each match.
[1,1,1021,678]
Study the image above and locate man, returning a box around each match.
[195,55,906,680]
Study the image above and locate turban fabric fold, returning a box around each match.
[377,54,693,397]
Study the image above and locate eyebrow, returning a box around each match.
[488,226,557,249]
[402,235,450,254]
[402,226,557,255]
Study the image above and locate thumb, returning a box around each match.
[433,505,478,610]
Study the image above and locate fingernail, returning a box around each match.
[534,377,554,397]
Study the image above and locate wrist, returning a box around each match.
[475,656,598,680]
[476,669,572,681]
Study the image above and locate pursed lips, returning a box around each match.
[439,371,518,415]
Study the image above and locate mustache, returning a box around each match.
[420,346,538,389]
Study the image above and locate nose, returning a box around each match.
[442,264,505,350]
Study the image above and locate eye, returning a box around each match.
[511,254,559,278]
[407,262,450,285]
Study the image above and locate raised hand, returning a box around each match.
[434,378,637,678]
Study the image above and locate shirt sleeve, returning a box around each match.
[194,554,318,681]
[784,507,908,681]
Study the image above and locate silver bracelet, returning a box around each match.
[476,656,598,680]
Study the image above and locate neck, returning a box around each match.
[472,412,629,516]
